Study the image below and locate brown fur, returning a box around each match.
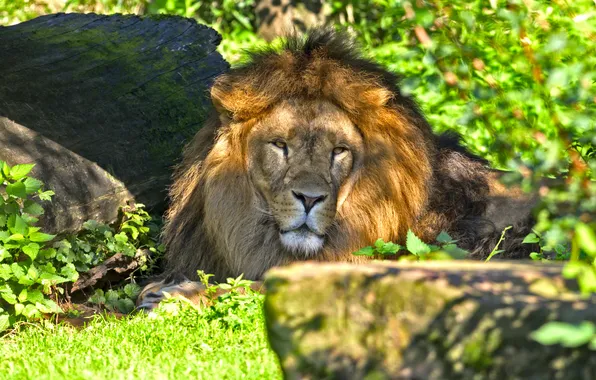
[160,29,536,283]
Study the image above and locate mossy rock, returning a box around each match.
[264,261,596,379]
[0,13,228,232]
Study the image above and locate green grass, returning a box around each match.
[0,299,281,380]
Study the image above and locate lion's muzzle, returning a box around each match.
[276,186,333,256]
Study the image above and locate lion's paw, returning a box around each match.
[136,279,207,311]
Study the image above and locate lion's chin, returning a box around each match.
[279,228,324,257]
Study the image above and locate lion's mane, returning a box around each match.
[161,29,533,281]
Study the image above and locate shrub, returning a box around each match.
[0,162,72,331]
[0,161,163,331]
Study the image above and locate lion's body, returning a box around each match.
[158,30,535,285]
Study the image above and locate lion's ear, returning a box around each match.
[362,88,393,108]
[210,75,270,123]
[210,77,235,124]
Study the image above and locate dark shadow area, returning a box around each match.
[0,13,229,231]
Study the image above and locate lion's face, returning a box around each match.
[245,99,364,256]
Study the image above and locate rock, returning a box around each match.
[0,13,228,233]
[264,261,596,379]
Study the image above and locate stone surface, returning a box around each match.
[0,13,228,232]
[264,261,596,379]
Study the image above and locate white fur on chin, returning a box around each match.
[279,230,324,256]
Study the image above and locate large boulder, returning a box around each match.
[0,13,228,232]
[264,261,596,379]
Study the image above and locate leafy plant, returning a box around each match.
[88,283,141,313]
[156,271,263,330]
[0,160,164,332]
[54,203,164,273]
[353,230,468,260]
[485,226,512,262]
[0,162,75,331]
[524,230,570,261]
[532,321,596,350]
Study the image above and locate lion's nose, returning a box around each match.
[292,191,327,214]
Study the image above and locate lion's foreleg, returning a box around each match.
[136,277,265,310]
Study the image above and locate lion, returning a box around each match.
[137,29,536,309]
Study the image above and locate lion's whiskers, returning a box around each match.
[254,206,273,218]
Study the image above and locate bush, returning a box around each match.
[0,162,73,330]
[0,161,163,331]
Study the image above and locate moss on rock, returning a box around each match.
[264,261,596,379]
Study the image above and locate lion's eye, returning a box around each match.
[273,140,287,149]
[271,140,288,156]
[332,146,349,156]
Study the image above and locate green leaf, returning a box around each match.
[114,232,128,243]
[0,264,11,280]
[11,262,25,279]
[562,261,588,278]
[23,177,43,194]
[442,244,469,259]
[406,230,431,256]
[529,252,543,261]
[26,290,44,304]
[122,225,139,240]
[7,234,25,242]
[7,214,27,235]
[23,201,44,216]
[20,214,39,225]
[577,268,596,294]
[374,238,385,249]
[5,181,27,198]
[29,232,56,243]
[59,264,79,282]
[1,161,10,179]
[39,272,68,284]
[9,164,35,180]
[18,288,28,303]
[576,223,596,256]
[0,248,9,263]
[378,242,402,255]
[36,299,62,314]
[27,265,39,282]
[106,290,120,304]
[123,283,141,299]
[0,314,10,331]
[14,303,24,316]
[353,246,375,256]
[83,220,100,231]
[531,321,595,348]
[22,304,40,319]
[522,233,541,244]
[22,243,40,261]
[37,190,55,201]
[89,290,106,305]
[1,291,17,305]
[436,231,455,244]
[116,298,135,313]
